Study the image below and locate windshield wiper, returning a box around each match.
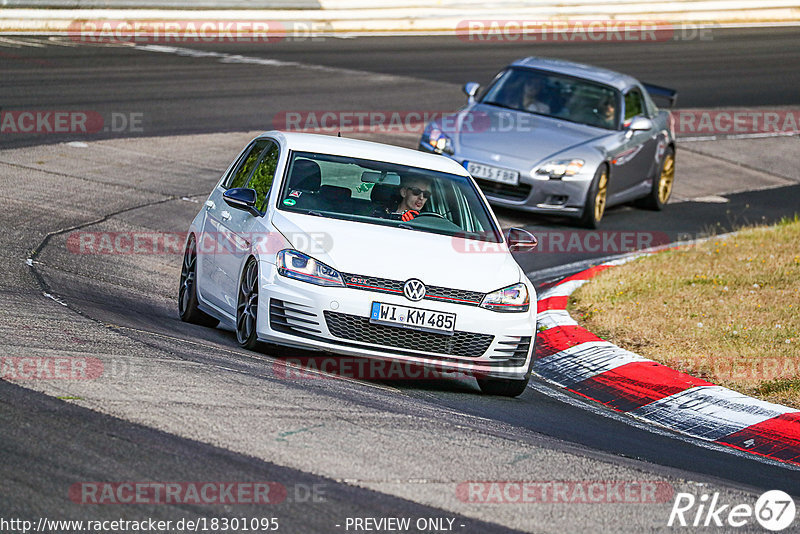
[305,210,328,217]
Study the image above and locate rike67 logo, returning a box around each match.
[668,490,796,531]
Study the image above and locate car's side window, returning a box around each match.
[246,141,280,213]
[225,139,270,190]
[624,89,646,120]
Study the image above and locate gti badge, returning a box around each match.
[403,279,426,302]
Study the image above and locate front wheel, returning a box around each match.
[476,375,530,397]
[236,258,261,350]
[579,165,609,229]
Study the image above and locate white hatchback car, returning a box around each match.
[179,131,538,396]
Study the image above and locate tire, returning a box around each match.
[579,164,609,229]
[178,236,219,327]
[236,258,261,350]
[476,375,530,397]
[639,146,675,210]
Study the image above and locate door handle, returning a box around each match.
[221,210,232,221]
[205,200,215,210]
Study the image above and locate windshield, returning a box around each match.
[481,67,621,130]
[277,151,503,243]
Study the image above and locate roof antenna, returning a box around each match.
[337,131,341,137]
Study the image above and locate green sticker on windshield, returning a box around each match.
[356,183,374,193]
[283,198,297,206]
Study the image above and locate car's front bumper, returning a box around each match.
[256,261,536,380]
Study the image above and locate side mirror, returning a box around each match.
[626,116,653,132]
[463,82,480,104]
[505,227,537,253]
[223,188,259,215]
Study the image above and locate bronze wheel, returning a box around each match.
[638,145,675,211]
[580,164,610,228]
[658,151,675,204]
[594,168,608,222]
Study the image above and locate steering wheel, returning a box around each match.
[414,212,446,219]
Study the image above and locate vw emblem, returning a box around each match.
[403,279,426,302]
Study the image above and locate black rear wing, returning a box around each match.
[643,83,678,109]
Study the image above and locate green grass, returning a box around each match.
[569,220,800,407]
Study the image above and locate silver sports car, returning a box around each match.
[419,57,677,228]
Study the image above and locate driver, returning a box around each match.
[520,76,551,114]
[596,95,616,129]
[394,176,432,221]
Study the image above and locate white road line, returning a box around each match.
[133,43,419,82]
[46,36,82,47]
[0,37,23,48]
[0,36,46,47]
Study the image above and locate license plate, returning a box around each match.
[370,302,455,335]
[467,161,520,185]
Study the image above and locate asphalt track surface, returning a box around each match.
[1,27,800,532]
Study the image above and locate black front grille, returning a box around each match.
[270,299,321,335]
[341,273,484,306]
[475,178,531,201]
[491,336,532,367]
[324,311,493,357]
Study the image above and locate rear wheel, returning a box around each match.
[178,236,219,327]
[579,165,609,229]
[236,258,261,350]
[639,146,675,210]
[476,375,530,397]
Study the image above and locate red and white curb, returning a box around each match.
[535,261,800,467]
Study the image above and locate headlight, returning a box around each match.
[533,159,585,179]
[276,250,344,287]
[422,124,455,155]
[480,283,530,312]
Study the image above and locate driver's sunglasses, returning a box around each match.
[408,187,431,199]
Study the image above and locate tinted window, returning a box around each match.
[278,151,503,243]
[247,141,280,212]
[226,139,270,189]
[624,89,645,120]
[480,67,620,130]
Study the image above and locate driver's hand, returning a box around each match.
[400,210,419,222]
